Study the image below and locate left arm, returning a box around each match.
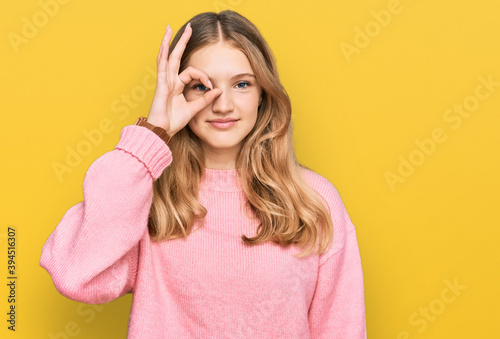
[307,178,367,338]
[308,217,367,338]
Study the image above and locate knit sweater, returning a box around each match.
[40,124,367,338]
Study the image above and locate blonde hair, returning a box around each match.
[149,10,333,258]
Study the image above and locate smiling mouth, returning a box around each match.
[208,120,239,128]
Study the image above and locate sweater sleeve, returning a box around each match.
[308,182,367,338]
[39,125,172,304]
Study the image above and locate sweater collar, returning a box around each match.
[200,168,244,192]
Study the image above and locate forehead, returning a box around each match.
[186,42,253,79]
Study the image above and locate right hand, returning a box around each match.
[147,23,222,137]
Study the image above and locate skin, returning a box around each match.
[147,23,262,170]
[183,41,263,169]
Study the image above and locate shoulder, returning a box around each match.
[299,166,336,193]
[298,166,356,263]
[299,166,346,217]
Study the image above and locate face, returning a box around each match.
[183,41,263,168]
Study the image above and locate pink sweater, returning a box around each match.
[40,125,367,338]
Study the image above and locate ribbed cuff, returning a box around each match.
[114,125,173,180]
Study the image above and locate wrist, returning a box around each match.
[134,116,173,145]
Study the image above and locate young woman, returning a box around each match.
[40,10,367,338]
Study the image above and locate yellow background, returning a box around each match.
[1,0,499,338]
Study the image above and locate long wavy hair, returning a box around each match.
[149,10,334,258]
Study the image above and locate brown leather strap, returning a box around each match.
[134,117,172,145]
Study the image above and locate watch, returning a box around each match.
[134,116,172,145]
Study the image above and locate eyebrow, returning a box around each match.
[208,73,256,81]
[231,73,255,80]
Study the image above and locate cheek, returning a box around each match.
[250,92,262,108]
[187,118,197,131]
[236,93,260,110]
[187,114,205,133]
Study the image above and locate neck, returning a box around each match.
[202,144,241,170]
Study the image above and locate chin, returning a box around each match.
[205,139,241,149]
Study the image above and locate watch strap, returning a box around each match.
[134,116,172,145]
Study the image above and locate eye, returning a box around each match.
[192,83,209,91]
[236,81,251,89]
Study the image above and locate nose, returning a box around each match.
[211,88,234,114]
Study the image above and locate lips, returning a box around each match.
[208,119,239,129]
[207,118,239,123]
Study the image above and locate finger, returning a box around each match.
[167,22,192,82]
[156,26,165,66]
[188,88,222,115]
[176,66,213,94]
[156,25,172,66]
[157,25,173,83]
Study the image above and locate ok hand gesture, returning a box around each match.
[147,23,222,137]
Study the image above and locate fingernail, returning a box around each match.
[208,80,213,89]
[186,22,191,30]
[166,24,170,33]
